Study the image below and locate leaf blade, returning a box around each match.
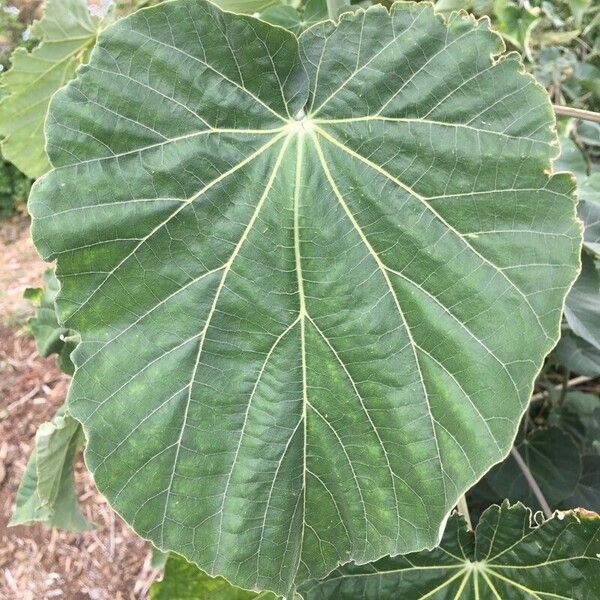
[29,1,581,595]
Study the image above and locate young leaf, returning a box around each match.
[29,1,581,595]
[150,554,280,599]
[299,503,600,599]
[10,405,93,532]
[25,268,76,374]
[0,0,105,178]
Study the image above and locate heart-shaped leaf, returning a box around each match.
[29,1,580,595]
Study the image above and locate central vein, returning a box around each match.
[293,129,309,571]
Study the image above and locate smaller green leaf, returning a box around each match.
[260,5,306,32]
[26,268,76,374]
[578,173,600,256]
[563,454,600,512]
[0,0,104,178]
[150,554,280,600]
[492,0,540,51]
[261,0,327,34]
[10,405,93,532]
[211,0,279,14]
[481,427,582,509]
[564,253,600,349]
[548,391,600,453]
[300,502,600,599]
[303,0,327,22]
[555,331,600,376]
[578,121,600,148]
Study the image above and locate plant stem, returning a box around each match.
[326,0,350,19]
[553,105,600,123]
[510,447,552,519]
[530,375,592,402]
[456,494,473,530]
[559,368,570,404]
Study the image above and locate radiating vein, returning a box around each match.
[315,125,550,343]
[163,136,292,551]
[312,131,448,509]
[61,132,285,323]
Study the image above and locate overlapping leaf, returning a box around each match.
[29,1,581,595]
[299,503,600,599]
[0,0,104,178]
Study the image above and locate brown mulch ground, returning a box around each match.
[0,215,157,600]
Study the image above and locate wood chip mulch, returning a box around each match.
[1,216,159,599]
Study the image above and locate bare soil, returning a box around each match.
[0,215,157,600]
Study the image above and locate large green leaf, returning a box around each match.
[0,0,104,178]
[10,405,93,532]
[299,502,600,599]
[29,1,581,595]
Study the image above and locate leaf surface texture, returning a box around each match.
[30,1,581,594]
